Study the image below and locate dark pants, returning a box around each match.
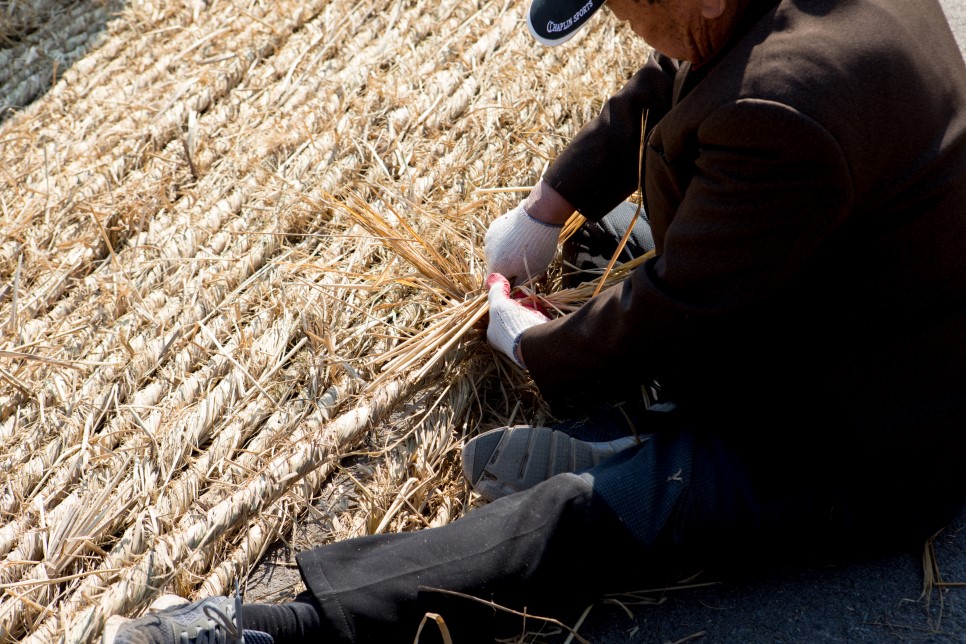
[297,471,642,643]
[296,415,732,644]
[294,402,951,643]
[287,211,958,643]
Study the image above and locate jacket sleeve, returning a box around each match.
[542,51,680,221]
[521,99,855,414]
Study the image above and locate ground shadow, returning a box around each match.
[573,506,966,643]
[1,0,127,122]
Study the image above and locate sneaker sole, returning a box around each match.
[462,425,641,501]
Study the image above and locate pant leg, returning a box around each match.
[242,597,324,642]
[296,472,653,643]
[295,420,781,644]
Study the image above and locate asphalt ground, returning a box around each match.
[571,510,966,643]
[945,0,966,50]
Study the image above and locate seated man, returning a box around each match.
[115,0,966,641]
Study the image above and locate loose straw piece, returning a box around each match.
[592,109,649,297]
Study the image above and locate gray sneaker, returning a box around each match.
[462,425,641,501]
[111,593,273,644]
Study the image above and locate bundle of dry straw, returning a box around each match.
[324,190,652,385]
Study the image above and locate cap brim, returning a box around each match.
[527,0,606,46]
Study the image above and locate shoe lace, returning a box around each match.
[187,583,246,644]
[189,604,238,644]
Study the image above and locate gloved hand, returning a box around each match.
[484,203,561,286]
[486,273,549,368]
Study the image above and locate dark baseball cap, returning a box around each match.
[527,0,608,46]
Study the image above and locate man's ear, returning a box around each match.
[701,0,727,19]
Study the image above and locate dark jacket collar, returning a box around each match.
[674,0,783,103]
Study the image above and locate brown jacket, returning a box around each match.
[522,0,966,491]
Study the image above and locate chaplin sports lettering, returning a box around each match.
[546,1,595,34]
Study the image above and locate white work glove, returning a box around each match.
[484,203,561,286]
[486,273,550,368]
